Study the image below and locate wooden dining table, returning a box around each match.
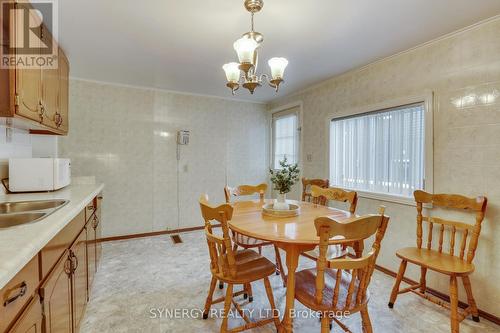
[229,199,361,333]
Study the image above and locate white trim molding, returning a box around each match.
[325,92,434,205]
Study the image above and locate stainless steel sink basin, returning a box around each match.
[0,212,47,228]
[0,200,68,214]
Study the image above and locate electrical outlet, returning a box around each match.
[306,153,313,162]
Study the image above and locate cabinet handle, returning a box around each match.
[64,257,72,275]
[55,112,62,127]
[71,252,79,272]
[3,281,27,306]
[92,215,99,229]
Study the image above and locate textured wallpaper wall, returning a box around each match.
[59,80,269,237]
[268,17,500,316]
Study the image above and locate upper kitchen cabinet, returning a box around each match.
[0,1,69,135]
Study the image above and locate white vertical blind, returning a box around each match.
[273,111,298,169]
[330,103,425,197]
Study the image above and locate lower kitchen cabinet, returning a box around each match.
[1,193,103,333]
[70,230,88,331]
[7,295,43,333]
[86,224,96,295]
[40,250,72,333]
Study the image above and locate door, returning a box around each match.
[40,250,72,333]
[57,49,69,133]
[85,223,96,295]
[271,106,302,200]
[70,229,87,331]
[7,295,43,333]
[13,3,43,123]
[40,26,59,129]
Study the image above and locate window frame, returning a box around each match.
[325,93,434,206]
[270,102,303,171]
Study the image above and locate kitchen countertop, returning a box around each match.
[0,183,104,289]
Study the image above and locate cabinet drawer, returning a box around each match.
[0,256,39,333]
[40,210,85,278]
[6,294,43,333]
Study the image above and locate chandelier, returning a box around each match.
[222,0,288,95]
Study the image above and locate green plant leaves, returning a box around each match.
[269,157,300,194]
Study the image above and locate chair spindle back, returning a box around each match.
[199,194,237,279]
[314,207,389,310]
[414,190,487,264]
[302,178,329,205]
[224,183,267,203]
[310,185,358,214]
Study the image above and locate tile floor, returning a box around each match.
[80,231,498,333]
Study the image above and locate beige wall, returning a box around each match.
[59,79,269,238]
[269,18,500,316]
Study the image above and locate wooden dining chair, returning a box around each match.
[199,195,281,333]
[389,190,488,333]
[224,183,286,287]
[302,185,360,266]
[302,178,330,205]
[295,207,390,333]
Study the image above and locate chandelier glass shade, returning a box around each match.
[222,0,288,95]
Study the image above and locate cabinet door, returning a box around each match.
[57,49,69,133]
[95,196,103,269]
[7,295,43,333]
[85,223,96,295]
[13,4,43,123]
[40,250,72,333]
[40,27,59,130]
[70,229,87,332]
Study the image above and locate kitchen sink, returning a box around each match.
[0,212,47,228]
[0,200,68,214]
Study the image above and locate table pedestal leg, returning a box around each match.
[279,245,300,333]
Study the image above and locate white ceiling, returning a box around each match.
[58,0,500,103]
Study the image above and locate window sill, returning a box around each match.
[354,190,416,206]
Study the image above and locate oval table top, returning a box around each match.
[229,199,356,245]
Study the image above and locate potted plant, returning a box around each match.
[269,157,300,210]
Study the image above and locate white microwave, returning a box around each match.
[8,158,71,192]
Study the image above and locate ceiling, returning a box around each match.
[58,0,500,103]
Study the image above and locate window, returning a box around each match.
[329,102,426,198]
[272,107,299,169]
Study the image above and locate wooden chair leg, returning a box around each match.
[389,260,408,309]
[263,276,281,330]
[221,283,233,333]
[360,306,373,333]
[420,267,427,293]
[246,282,253,302]
[274,245,287,287]
[462,276,480,322]
[258,246,262,255]
[320,313,330,333]
[203,276,217,319]
[450,275,459,333]
[389,260,407,308]
[233,244,238,252]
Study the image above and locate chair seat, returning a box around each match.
[295,268,369,312]
[396,247,475,275]
[233,232,272,248]
[218,249,276,283]
[302,245,347,262]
